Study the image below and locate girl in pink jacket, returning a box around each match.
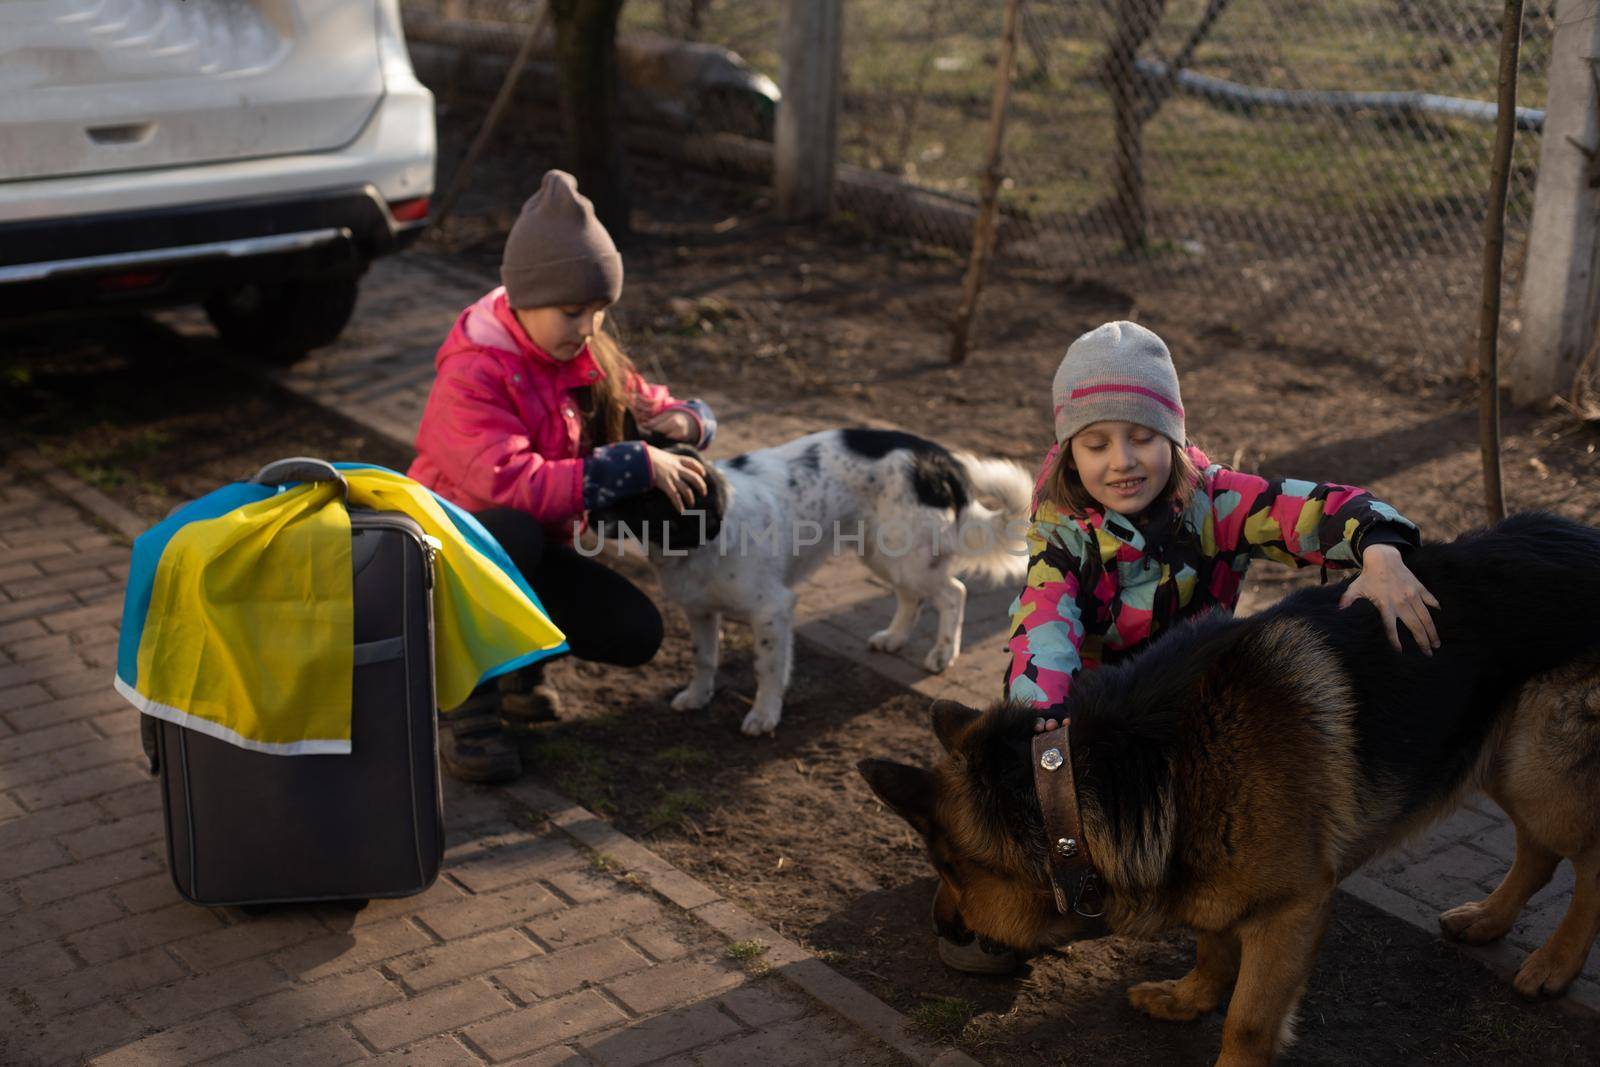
[409,171,715,782]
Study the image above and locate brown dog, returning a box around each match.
[860,514,1600,1066]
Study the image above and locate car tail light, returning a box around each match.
[390,197,430,223]
[96,270,167,292]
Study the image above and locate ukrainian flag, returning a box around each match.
[114,463,567,755]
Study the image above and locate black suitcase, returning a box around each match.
[141,459,445,907]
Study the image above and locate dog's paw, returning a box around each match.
[867,628,907,654]
[741,704,781,737]
[1439,900,1513,944]
[1127,978,1216,1023]
[1513,943,1583,999]
[670,685,714,712]
[922,641,957,673]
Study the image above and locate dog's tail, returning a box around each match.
[949,453,1033,585]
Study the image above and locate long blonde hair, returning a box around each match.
[1044,439,1201,518]
[578,326,642,445]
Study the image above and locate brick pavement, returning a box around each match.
[0,460,981,1066]
[266,253,1600,1009]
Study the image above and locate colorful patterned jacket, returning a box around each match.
[1005,445,1419,709]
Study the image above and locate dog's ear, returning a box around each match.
[858,758,935,835]
[930,699,981,755]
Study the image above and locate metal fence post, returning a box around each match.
[775,0,842,220]
[1514,0,1600,404]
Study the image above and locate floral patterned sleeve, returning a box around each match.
[1207,466,1420,570]
[1005,506,1090,710]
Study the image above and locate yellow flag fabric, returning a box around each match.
[115,466,566,755]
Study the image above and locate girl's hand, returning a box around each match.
[1339,544,1441,654]
[646,445,708,512]
[642,410,697,443]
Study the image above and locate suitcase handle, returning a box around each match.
[252,457,349,504]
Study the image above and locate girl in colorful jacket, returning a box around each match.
[1009,321,1440,721]
[409,170,715,782]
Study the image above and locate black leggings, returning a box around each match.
[473,508,662,668]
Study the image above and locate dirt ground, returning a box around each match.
[5,152,1600,1065]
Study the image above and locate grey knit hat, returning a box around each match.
[500,170,623,308]
[1051,321,1185,444]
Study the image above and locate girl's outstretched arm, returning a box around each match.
[1005,506,1091,710]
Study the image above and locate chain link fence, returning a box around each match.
[405,1,1561,386]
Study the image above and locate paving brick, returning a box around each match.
[75,582,126,606]
[525,892,665,950]
[70,900,226,965]
[0,682,50,713]
[0,792,20,820]
[0,618,47,644]
[496,937,650,1002]
[23,946,188,1018]
[4,631,73,661]
[577,1000,742,1067]
[5,569,114,601]
[3,1000,146,1066]
[2,522,92,549]
[96,781,163,820]
[0,890,124,953]
[39,547,132,576]
[233,968,403,1038]
[90,709,142,739]
[44,668,116,699]
[464,989,628,1062]
[15,842,162,906]
[206,1023,370,1067]
[447,835,588,894]
[60,810,164,860]
[92,1012,253,1066]
[8,835,72,879]
[604,957,746,1015]
[691,1016,866,1067]
[1387,844,1509,910]
[0,720,98,764]
[389,927,543,993]
[73,623,121,648]
[716,982,811,1028]
[270,918,434,983]
[0,656,94,691]
[0,561,43,584]
[14,759,146,812]
[169,910,328,972]
[78,640,121,669]
[412,880,564,941]
[0,937,79,989]
[0,750,64,791]
[51,734,140,775]
[349,978,514,1051]
[112,872,185,914]
[6,688,128,733]
[503,1047,592,1067]
[625,924,708,963]
[366,1034,483,1066]
[0,594,77,627]
[124,958,287,1028]
[39,600,123,634]
[543,867,622,905]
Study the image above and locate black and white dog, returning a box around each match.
[588,429,1032,736]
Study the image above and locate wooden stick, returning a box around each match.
[429,3,553,238]
[1476,0,1524,523]
[948,0,1023,365]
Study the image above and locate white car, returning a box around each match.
[0,0,436,362]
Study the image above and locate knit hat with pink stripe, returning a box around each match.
[1051,320,1186,445]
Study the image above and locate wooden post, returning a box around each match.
[1478,0,1524,523]
[949,0,1024,365]
[1513,0,1600,404]
[775,0,842,220]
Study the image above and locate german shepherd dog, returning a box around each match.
[589,428,1031,735]
[860,513,1600,1066]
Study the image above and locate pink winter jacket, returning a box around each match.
[408,288,711,543]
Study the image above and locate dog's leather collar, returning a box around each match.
[1032,723,1104,917]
